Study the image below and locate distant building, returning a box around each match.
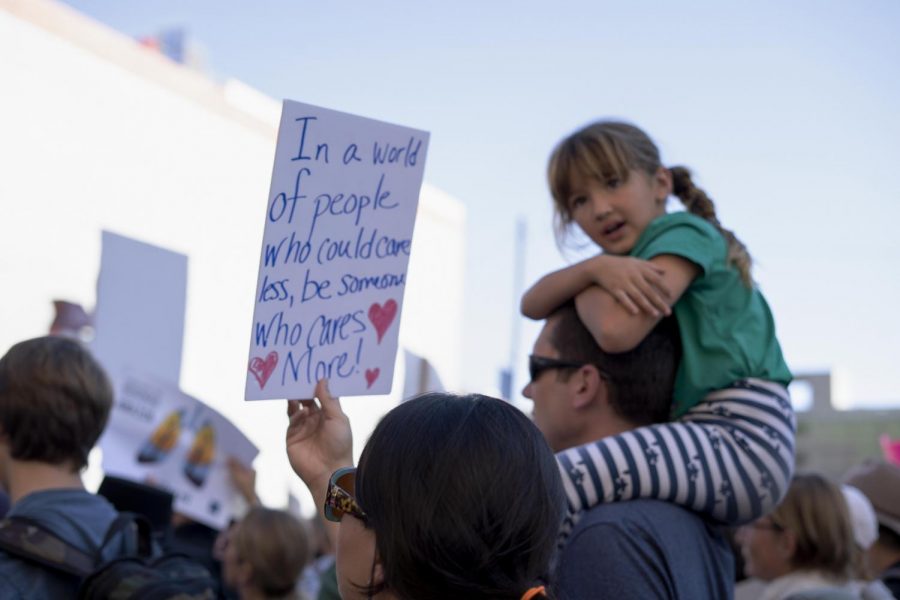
[792,372,900,479]
[0,0,465,507]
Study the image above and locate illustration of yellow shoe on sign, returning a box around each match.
[184,421,216,487]
[137,409,184,464]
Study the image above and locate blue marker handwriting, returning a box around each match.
[251,108,425,393]
[268,171,397,244]
[263,226,411,269]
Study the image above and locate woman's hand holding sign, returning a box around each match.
[286,378,352,549]
[286,378,353,498]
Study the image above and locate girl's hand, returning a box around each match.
[285,379,353,493]
[587,255,672,317]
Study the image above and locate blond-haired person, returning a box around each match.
[736,474,892,600]
[222,507,311,600]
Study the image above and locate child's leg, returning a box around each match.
[557,379,796,538]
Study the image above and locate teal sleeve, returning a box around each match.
[631,213,724,276]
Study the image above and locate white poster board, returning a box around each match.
[100,372,258,530]
[91,231,187,387]
[246,101,430,400]
[402,349,445,400]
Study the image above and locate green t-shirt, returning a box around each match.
[630,212,792,417]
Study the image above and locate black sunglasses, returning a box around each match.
[528,355,587,382]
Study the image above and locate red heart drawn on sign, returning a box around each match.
[365,368,380,389]
[248,352,278,389]
[368,299,398,344]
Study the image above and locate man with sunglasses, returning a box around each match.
[523,303,734,599]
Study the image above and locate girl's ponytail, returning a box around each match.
[670,166,754,286]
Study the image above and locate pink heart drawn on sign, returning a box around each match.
[365,368,380,389]
[368,299,398,344]
[248,352,278,389]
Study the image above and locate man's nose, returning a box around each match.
[522,381,532,399]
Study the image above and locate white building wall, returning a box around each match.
[0,0,465,509]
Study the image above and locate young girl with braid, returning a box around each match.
[522,121,795,537]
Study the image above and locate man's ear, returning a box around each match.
[571,365,604,410]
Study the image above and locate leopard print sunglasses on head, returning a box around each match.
[325,466,368,523]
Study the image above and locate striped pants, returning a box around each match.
[556,379,796,539]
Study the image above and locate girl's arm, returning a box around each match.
[576,254,700,353]
[522,255,671,320]
[521,262,593,319]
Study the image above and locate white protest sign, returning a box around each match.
[100,372,258,530]
[92,231,187,387]
[246,101,430,400]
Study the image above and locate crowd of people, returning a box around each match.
[0,121,898,599]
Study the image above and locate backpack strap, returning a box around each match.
[95,512,154,560]
[0,517,94,577]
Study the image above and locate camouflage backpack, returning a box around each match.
[0,512,217,599]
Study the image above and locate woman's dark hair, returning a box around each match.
[355,393,565,600]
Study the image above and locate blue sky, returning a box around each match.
[60,0,900,407]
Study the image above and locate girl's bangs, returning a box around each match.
[550,133,635,209]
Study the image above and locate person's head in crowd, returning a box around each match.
[223,507,310,600]
[736,473,858,584]
[522,302,679,451]
[334,393,564,600]
[522,306,735,600]
[844,460,900,584]
[0,336,112,499]
[841,484,880,581]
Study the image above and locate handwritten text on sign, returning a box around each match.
[246,101,429,400]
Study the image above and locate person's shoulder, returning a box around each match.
[646,212,721,240]
[0,548,25,578]
[10,489,120,553]
[0,578,25,599]
[11,488,117,525]
[558,501,700,597]
[571,499,721,547]
[576,497,701,524]
[568,500,678,541]
[654,211,714,228]
[559,500,734,599]
[0,548,66,599]
[12,487,104,509]
[634,212,725,267]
